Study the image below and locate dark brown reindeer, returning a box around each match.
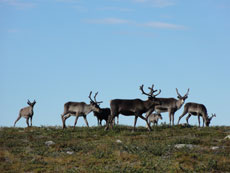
[14,100,36,127]
[61,91,101,129]
[92,92,111,126]
[177,102,216,127]
[154,88,189,126]
[105,84,161,131]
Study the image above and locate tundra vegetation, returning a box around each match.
[1,125,230,172]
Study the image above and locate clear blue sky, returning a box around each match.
[1,0,229,127]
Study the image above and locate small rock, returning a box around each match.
[211,146,219,150]
[66,151,74,155]
[180,123,191,127]
[45,141,55,146]
[116,139,122,143]
[175,144,196,149]
[224,135,230,140]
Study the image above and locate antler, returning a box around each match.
[211,113,216,118]
[185,88,190,97]
[176,88,182,97]
[88,91,94,102]
[154,89,161,97]
[140,84,161,97]
[209,113,216,121]
[148,84,157,95]
[94,92,103,104]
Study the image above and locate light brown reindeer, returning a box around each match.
[14,100,36,127]
[61,91,101,129]
[153,88,189,126]
[178,102,216,127]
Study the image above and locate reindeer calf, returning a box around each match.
[14,100,36,127]
[148,113,163,126]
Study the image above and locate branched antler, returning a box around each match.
[94,92,103,104]
[140,84,161,98]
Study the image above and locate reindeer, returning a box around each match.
[94,108,111,126]
[177,102,216,127]
[61,91,101,129]
[105,84,161,131]
[14,100,36,127]
[148,113,163,126]
[153,88,189,126]
[91,92,111,126]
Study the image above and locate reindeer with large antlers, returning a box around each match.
[177,102,216,127]
[61,91,101,129]
[153,88,189,126]
[14,100,36,127]
[105,84,161,131]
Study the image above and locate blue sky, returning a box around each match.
[1,0,230,127]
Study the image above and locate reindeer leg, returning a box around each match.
[198,115,201,127]
[117,115,119,125]
[30,116,33,127]
[139,114,152,131]
[177,110,188,125]
[149,121,152,127]
[112,118,115,126]
[133,115,138,132]
[145,108,154,127]
[26,118,29,127]
[83,115,89,127]
[73,115,79,128]
[172,112,175,126]
[186,114,191,125]
[169,111,172,126]
[105,114,114,131]
[62,114,71,129]
[202,115,205,127]
[97,118,99,126]
[14,115,21,127]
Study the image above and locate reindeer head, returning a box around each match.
[176,88,189,104]
[158,113,163,120]
[88,91,103,113]
[140,84,161,105]
[27,100,36,107]
[155,113,163,120]
[206,113,216,127]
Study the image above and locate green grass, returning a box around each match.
[1,125,230,172]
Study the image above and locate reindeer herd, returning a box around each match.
[14,84,216,131]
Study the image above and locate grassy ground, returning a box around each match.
[1,125,230,172]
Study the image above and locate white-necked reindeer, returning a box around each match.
[177,102,216,127]
[14,100,36,127]
[152,88,189,126]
